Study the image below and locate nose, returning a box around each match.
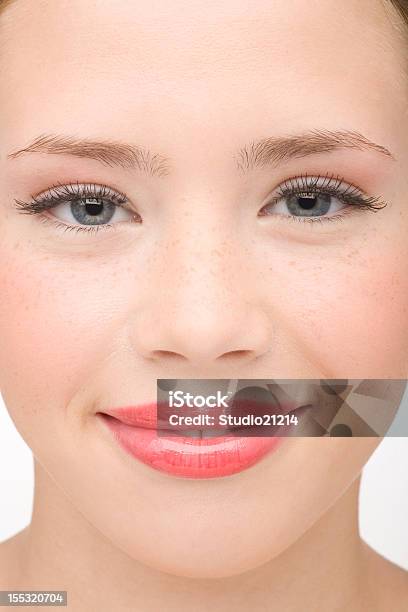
[130,212,272,370]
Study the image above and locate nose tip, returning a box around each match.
[131,302,272,369]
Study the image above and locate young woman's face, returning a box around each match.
[1,0,408,578]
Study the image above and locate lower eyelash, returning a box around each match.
[280,204,379,225]
[284,213,346,225]
[37,214,117,235]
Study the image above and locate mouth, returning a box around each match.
[95,401,311,479]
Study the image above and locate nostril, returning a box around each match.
[149,349,254,363]
[216,349,254,360]
[151,350,187,361]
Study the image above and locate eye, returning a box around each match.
[51,196,133,226]
[258,174,387,223]
[265,191,343,218]
[14,183,141,234]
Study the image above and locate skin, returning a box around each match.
[0,0,408,609]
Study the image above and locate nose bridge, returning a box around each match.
[165,213,236,302]
[131,192,272,365]
[158,206,246,337]
[157,184,241,299]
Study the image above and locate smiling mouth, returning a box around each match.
[95,401,315,479]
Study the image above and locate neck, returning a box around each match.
[10,462,369,612]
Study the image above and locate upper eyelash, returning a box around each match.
[14,181,129,215]
[262,173,388,219]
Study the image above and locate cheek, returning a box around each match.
[0,247,125,429]
[284,237,408,377]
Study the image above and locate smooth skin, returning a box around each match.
[1,0,408,610]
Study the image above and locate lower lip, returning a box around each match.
[97,413,288,479]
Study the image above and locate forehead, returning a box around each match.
[0,0,406,149]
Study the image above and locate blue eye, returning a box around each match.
[14,183,141,234]
[258,174,387,223]
[52,196,133,226]
[272,193,341,217]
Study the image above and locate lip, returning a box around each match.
[96,402,304,479]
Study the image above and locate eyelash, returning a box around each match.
[259,173,387,224]
[13,182,135,235]
[13,174,388,236]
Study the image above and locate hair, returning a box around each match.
[390,0,408,23]
[0,0,14,11]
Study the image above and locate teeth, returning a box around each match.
[179,430,202,439]
[201,429,231,438]
[160,425,276,438]
[167,429,231,438]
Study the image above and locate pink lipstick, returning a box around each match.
[96,402,303,479]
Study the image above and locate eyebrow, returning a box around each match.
[234,129,394,172]
[7,133,172,178]
[8,129,394,176]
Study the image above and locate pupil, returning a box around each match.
[84,198,104,216]
[298,196,317,210]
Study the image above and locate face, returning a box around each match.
[1,0,408,578]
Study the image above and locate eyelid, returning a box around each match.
[34,181,128,205]
[13,181,133,215]
[262,173,387,209]
[271,173,365,199]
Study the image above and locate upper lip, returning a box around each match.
[98,403,168,430]
[97,401,311,431]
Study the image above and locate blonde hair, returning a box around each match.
[0,0,15,11]
[390,0,408,22]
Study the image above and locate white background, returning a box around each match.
[1,395,408,570]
